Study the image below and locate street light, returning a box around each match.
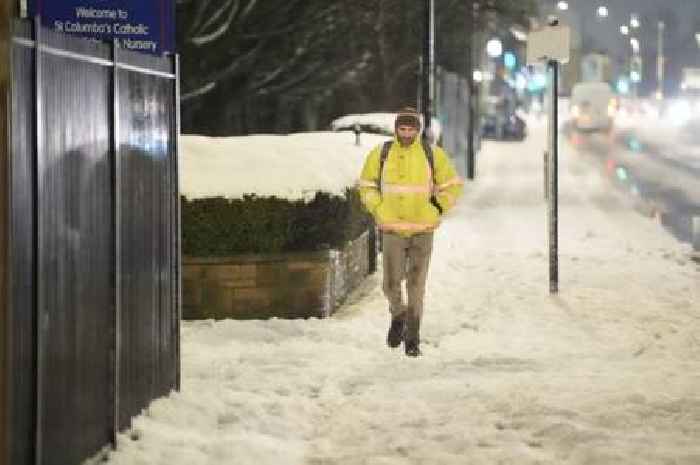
[486,38,503,58]
[557,1,569,11]
[630,37,640,53]
[597,6,609,19]
[630,14,640,29]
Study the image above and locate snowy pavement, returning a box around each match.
[105,124,700,465]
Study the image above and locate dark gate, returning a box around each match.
[435,66,480,179]
[1,16,180,465]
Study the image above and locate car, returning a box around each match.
[480,96,527,141]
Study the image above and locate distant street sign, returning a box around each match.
[526,25,571,64]
[27,0,175,54]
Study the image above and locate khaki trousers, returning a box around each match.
[381,231,434,343]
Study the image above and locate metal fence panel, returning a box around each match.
[37,29,113,465]
[9,28,35,465]
[117,67,177,429]
[436,67,476,178]
[2,19,179,465]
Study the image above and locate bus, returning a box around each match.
[570,81,616,133]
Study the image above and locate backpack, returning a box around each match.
[379,138,443,214]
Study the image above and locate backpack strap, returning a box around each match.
[378,140,393,193]
[421,138,443,215]
[420,138,435,182]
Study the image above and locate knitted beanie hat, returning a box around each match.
[395,106,421,130]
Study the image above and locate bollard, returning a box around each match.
[353,123,361,146]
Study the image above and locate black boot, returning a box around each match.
[404,339,421,357]
[404,315,421,357]
[386,313,406,348]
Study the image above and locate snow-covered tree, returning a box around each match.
[177,0,538,135]
[178,0,372,134]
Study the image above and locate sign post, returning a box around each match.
[527,23,570,294]
[546,59,559,294]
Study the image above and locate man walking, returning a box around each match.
[358,107,463,357]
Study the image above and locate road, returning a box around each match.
[564,120,700,248]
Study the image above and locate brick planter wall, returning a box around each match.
[183,231,373,320]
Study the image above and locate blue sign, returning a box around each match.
[27,1,175,54]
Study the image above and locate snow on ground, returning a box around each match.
[106,123,699,465]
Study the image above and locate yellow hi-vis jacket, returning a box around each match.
[358,136,464,236]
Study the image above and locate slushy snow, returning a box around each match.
[106,119,699,465]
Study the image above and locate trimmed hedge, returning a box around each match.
[182,188,372,256]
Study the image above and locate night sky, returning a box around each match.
[539,0,700,94]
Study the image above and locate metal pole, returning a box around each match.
[632,48,641,100]
[543,150,549,200]
[174,53,182,392]
[547,60,559,294]
[657,21,665,99]
[422,0,434,140]
[110,37,121,445]
[416,57,423,114]
[466,1,476,179]
[33,14,43,465]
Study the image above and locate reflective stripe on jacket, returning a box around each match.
[358,136,464,236]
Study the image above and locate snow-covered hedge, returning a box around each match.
[179,130,390,255]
